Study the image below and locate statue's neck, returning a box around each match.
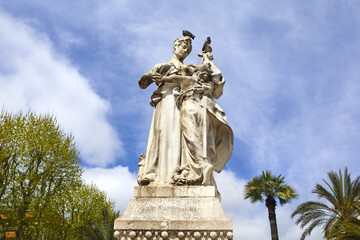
[171,55,184,65]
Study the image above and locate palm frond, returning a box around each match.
[244,170,297,205]
[244,177,265,203]
[312,184,338,210]
[292,168,360,240]
[300,218,326,240]
[349,176,360,203]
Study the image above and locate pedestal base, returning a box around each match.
[114,186,233,240]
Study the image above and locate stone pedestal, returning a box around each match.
[114,186,233,240]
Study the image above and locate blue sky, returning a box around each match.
[1,1,360,239]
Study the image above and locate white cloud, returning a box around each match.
[0,11,123,167]
[56,29,87,52]
[82,166,137,212]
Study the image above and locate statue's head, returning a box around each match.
[193,63,213,82]
[173,36,192,61]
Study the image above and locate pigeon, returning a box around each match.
[182,30,195,40]
[202,37,212,53]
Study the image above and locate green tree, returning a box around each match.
[75,184,119,240]
[0,110,82,239]
[76,207,120,240]
[43,182,119,240]
[327,213,360,240]
[0,109,120,239]
[244,170,298,240]
[291,168,360,240]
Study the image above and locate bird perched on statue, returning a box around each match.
[202,37,212,53]
[198,36,213,60]
[182,30,195,39]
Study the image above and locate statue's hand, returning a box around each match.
[203,81,214,95]
[139,72,162,89]
[205,52,213,61]
[151,73,162,84]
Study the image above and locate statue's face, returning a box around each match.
[198,71,210,81]
[194,64,212,81]
[174,40,191,60]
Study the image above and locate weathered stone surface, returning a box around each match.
[113,229,233,240]
[134,185,217,198]
[114,186,233,240]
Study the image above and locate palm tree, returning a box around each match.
[244,170,298,240]
[291,168,360,240]
[327,214,360,240]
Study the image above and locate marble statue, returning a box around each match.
[114,32,234,240]
[138,31,233,187]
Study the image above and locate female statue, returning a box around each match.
[137,34,194,185]
[138,32,233,187]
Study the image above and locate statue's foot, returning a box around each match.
[138,177,152,186]
[174,178,186,186]
[172,167,190,186]
[172,175,187,186]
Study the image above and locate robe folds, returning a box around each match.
[139,61,191,184]
[176,85,233,185]
[138,60,233,186]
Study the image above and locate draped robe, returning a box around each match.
[138,55,233,187]
[138,61,192,185]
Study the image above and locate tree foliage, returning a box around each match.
[76,202,120,240]
[74,185,119,240]
[244,170,298,205]
[0,110,83,238]
[0,110,119,239]
[291,168,360,240]
[244,170,298,240]
[327,213,360,240]
[44,183,119,240]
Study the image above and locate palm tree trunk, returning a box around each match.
[266,196,279,240]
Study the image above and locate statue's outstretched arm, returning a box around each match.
[161,75,188,84]
[138,72,162,89]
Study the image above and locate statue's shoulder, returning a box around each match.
[151,61,174,75]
